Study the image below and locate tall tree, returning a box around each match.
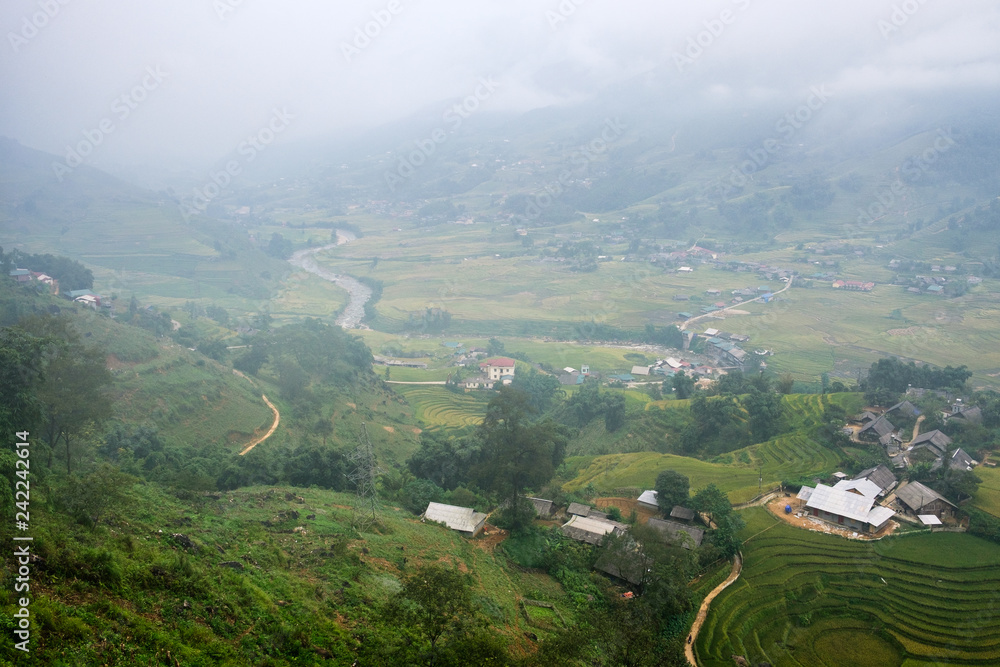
[473,388,567,528]
[654,470,690,513]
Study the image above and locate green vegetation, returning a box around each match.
[696,508,1000,666]
[393,385,490,428]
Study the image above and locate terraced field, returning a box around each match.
[748,432,841,482]
[972,465,1000,517]
[696,508,1000,666]
[393,385,489,428]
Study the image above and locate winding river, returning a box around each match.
[287,231,372,329]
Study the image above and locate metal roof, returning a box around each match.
[804,484,894,525]
[796,486,814,501]
[561,515,626,545]
[528,497,554,517]
[637,490,658,506]
[918,514,943,526]
[896,481,956,511]
[833,478,882,500]
[423,502,487,534]
[854,465,897,494]
[567,502,591,517]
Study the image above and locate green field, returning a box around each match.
[972,465,1000,517]
[562,392,862,501]
[696,508,1000,666]
[393,385,490,428]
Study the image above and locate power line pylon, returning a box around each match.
[349,422,382,531]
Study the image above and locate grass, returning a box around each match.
[972,466,1000,518]
[1,481,575,665]
[695,507,1000,666]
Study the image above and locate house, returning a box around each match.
[422,502,487,537]
[567,502,592,517]
[669,506,697,522]
[479,357,516,382]
[561,515,627,545]
[9,268,32,283]
[946,404,982,425]
[885,400,920,419]
[857,411,879,424]
[895,481,956,519]
[636,490,659,511]
[859,415,895,442]
[948,448,976,472]
[648,518,704,549]
[926,285,944,294]
[909,430,953,457]
[631,365,651,377]
[796,484,895,533]
[677,266,693,273]
[853,465,898,497]
[528,497,554,518]
[464,375,489,390]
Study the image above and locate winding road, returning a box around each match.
[685,552,743,667]
[239,394,280,456]
[679,276,794,332]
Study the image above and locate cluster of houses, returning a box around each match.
[832,279,875,292]
[854,400,980,472]
[698,327,750,369]
[7,268,112,310]
[8,267,57,291]
[794,463,960,533]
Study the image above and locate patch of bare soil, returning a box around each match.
[383,425,395,433]
[475,524,508,553]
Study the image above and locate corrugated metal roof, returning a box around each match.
[833,478,882,500]
[805,484,877,524]
[567,502,591,517]
[867,506,895,527]
[423,502,487,534]
[918,514,942,526]
[561,515,625,545]
[670,506,696,521]
[637,490,658,506]
[796,486,814,501]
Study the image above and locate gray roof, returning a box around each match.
[648,518,704,549]
[567,502,591,517]
[670,506,696,521]
[561,515,627,545]
[423,502,488,535]
[854,465,897,494]
[833,478,882,499]
[803,484,895,526]
[951,406,983,424]
[949,448,975,472]
[587,510,609,521]
[910,430,952,455]
[528,497,554,518]
[637,490,658,506]
[861,416,895,438]
[886,400,920,417]
[858,411,879,423]
[895,481,956,512]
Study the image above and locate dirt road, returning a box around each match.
[680,276,794,332]
[685,552,743,666]
[239,394,280,456]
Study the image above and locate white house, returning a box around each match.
[422,502,487,537]
[479,357,516,382]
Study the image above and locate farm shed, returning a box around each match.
[949,448,976,472]
[859,415,895,442]
[886,400,921,418]
[527,497,554,518]
[567,502,592,517]
[422,502,487,537]
[561,515,626,546]
[895,482,956,519]
[648,518,704,549]
[636,490,659,511]
[799,484,895,533]
[669,506,697,522]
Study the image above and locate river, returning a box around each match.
[287,231,372,329]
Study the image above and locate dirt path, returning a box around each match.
[910,414,925,443]
[685,552,743,666]
[239,394,280,456]
[680,276,793,331]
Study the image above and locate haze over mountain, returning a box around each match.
[2,0,999,183]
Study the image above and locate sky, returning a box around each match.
[1,0,998,170]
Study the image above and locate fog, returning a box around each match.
[2,0,998,171]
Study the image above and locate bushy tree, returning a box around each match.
[655,470,690,514]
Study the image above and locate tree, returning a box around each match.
[692,484,744,558]
[603,392,626,432]
[743,389,784,443]
[386,564,477,663]
[654,470,690,514]
[0,326,48,449]
[672,371,695,399]
[486,337,506,356]
[62,464,136,526]
[510,368,563,412]
[473,388,567,530]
